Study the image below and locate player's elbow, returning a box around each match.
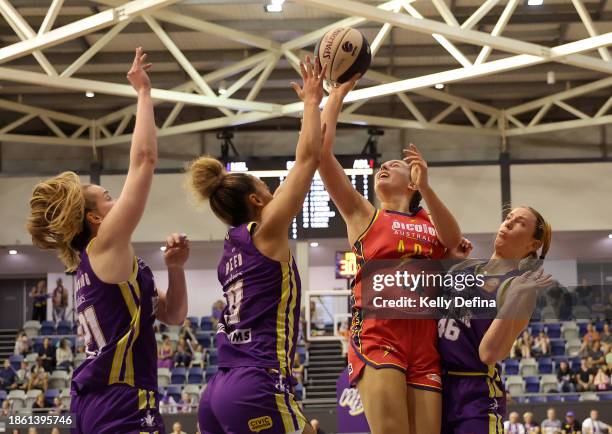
[479,344,500,366]
[132,147,158,167]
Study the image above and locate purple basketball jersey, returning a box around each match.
[216,223,301,378]
[72,239,158,392]
[438,262,519,373]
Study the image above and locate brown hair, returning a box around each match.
[526,206,552,259]
[27,172,95,271]
[187,156,258,226]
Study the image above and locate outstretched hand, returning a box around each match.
[127,47,153,92]
[329,73,360,100]
[402,144,429,190]
[164,233,190,269]
[291,56,327,105]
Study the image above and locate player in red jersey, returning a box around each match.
[318,76,462,434]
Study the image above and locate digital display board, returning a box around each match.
[336,251,358,279]
[226,156,375,239]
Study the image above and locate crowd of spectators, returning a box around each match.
[503,408,609,433]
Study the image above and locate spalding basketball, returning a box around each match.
[315,27,371,86]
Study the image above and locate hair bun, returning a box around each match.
[187,156,227,201]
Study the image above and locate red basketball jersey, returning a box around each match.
[352,207,446,309]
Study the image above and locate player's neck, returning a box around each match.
[379,197,413,215]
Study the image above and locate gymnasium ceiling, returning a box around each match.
[0,0,611,149]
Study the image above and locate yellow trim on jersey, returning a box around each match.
[286,256,298,376]
[109,278,141,386]
[148,390,155,408]
[124,279,142,386]
[274,394,296,433]
[138,389,148,410]
[288,394,307,430]
[276,263,291,377]
[447,371,487,376]
[355,209,380,244]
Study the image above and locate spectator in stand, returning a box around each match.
[211,299,225,328]
[13,332,30,356]
[562,411,581,434]
[523,412,540,434]
[1,399,11,416]
[29,280,48,322]
[190,344,205,368]
[173,337,192,367]
[601,322,611,345]
[532,330,551,357]
[605,343,612,370]
[157,334,174,369]
[55,339,73,371]
[541,408,562,434]
[28,428,38,434]
[32,393,46,413]
[75,325,85,353]
[0,359,16,391]
[557,360,576,393]
[179,318,197,351]
[51,278,68,324]
[14,361,31,391]
[574,277,593,305]
[178,391,193,413]
[171,421,188,434]
[293,353,304,385]
[159,391,177,415]
[582,410,609,434]
[593,366,610,391]
[582,323,601,346]
[50,428,61,434]
[576,357,596,392]
[512,330,533,359]
[504,411,526,434]
[27,359,48,392]
[588,341,605,366]
[38,338,55,372]
[311,419,326,434]
[48,397,64,415]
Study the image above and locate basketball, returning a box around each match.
[315,27,371,86]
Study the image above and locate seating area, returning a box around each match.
[501,319,611,403]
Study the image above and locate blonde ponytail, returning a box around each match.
[27,172,91,271]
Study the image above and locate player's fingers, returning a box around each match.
[166,235,174,248]
[321,123,327,136]
[305,56,313,76]
[143,63,153,71]
[173,233,182,245]
[319,63,328,82]
[290,82,303,97]
[140,53,148,64]
[299,62,307,80]
[314,56,321,77]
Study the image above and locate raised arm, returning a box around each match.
[318,76,375,245]
[403,144,461,250]
[479,269,553,364]
[90,48,157,281]
[156,233,189,326]
[255,57,326,257]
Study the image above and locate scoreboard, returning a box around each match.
[226,156,375,239]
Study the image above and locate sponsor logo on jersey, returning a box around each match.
[348,363,353,375]
[227,328,252,344]
[339,387,364,416]
[140,411,156,428]
[248,416,273,433]
[426,373,442,385]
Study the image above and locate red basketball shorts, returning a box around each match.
[348,316,442,392]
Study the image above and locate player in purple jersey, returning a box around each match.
[438,206,553,434]
[27,48,189,434]
[187,57,327,434]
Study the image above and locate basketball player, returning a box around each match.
[439,206,553,434]
[191,57,326,434]
[26,48,189,434]
[319,76,462,433]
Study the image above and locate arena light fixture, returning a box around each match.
[435,83,445,89]
[8,249,18,255]
[608,234,612,239]
[85,90,95,98]
[310,242,319,247]
[527,0,543,5]
[160,246,167,252]
[264,1,284,13]
[218,80,227,95]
